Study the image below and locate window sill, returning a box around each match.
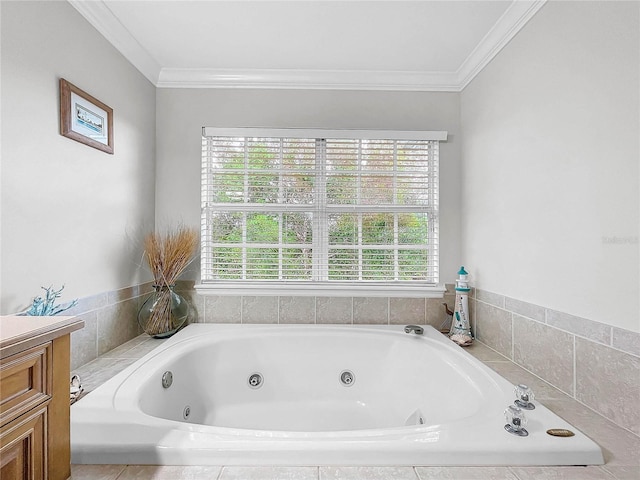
[195,282,446,298]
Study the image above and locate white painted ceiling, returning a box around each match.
[69,0,546,91]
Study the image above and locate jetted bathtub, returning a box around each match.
[71,324,604,466]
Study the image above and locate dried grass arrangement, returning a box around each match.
[139,226,199,337]
[143,226,199,286]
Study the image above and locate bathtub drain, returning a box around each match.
[183,405,191,420]
[340,370,355,386]
[248,373,263,389]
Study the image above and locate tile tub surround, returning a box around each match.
[65,282,155,370]
[186,283,457,329]
[472,289,640,438]
[70,336,639,479]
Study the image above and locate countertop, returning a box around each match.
[0,315,84,358]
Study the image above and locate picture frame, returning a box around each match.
[59,78,113,154]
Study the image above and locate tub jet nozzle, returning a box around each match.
[162,371,173,389]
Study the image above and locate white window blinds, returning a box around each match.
[201,128,444,286]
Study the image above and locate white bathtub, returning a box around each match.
[71,324,603,466]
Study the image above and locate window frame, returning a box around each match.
[197,127,447,298]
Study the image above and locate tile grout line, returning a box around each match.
[113,464,128,480]
[610,326,614,347]
[572,335,577,399]
[351,296,354,325]
[202,294,207,323]
[507,466,523,480]
[215,465,225,480]
[511,312,515,361]
[387,296,390,325]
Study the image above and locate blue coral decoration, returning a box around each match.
[24,285,78,316]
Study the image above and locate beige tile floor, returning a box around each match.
[70,336,640,480]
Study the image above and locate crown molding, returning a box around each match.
[68,0,546,91]
[68,0,161,85]
[456,0,547,89]
[156,68,460,91]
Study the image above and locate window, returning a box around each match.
[200,128,446,296]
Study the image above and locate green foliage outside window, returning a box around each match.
[204,137,434,282]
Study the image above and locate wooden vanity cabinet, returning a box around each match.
[0,316,83,480]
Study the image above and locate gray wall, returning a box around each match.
[155,88,463,284]
[461,0,639,332]
[0,1,157,314]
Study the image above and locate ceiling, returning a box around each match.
[69,0,547,91]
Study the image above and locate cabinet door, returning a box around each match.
[0,343,51,427]
[0,406,47,480]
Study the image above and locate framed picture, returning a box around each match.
[59,78,113,154]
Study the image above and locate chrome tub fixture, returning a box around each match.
[404,325,424,335]
[514,384,536,410]
[70,375,84,404]
[504,404,529,437]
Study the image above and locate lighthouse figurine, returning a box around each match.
[449,266,473,347]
